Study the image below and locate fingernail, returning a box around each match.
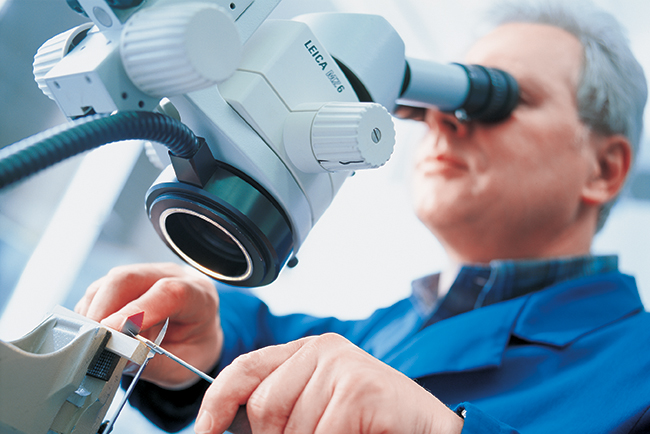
[195,410,213,434]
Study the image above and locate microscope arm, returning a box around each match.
[34,0,282,118]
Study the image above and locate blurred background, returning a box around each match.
[0,0,649,431]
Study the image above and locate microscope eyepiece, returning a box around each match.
[452,64,519,123]
[399,59,519,123]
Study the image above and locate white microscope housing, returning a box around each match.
[28,0,517,287]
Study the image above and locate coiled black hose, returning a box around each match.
[0,111,200,189]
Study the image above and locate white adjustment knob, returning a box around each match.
[33,23,94,100]
[284,102,395,173]
[120,2,242,97]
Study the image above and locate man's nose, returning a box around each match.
[425,109,470,138]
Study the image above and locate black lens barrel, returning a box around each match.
[454,64,519,123]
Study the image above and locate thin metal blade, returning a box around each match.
[154,318,169,346]
[100,317,170,433]
[132,334,214,383]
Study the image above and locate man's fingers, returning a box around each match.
[246,336,326,434]
[197,333,463,434]
[314,386,364,434]
[98,279,175,331]
[282,362,331,434]
[72,262,224,390]
[83,263,185,323]
[74,277,103,316]
[198,336,317,434]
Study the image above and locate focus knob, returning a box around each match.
[33,23,93,100]
[120,2,242,97]
[284,102,395,173]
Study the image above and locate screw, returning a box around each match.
[371,128,382,144]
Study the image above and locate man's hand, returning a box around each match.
[196,333,464,434]
[75,262,223,389]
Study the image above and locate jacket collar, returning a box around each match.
[385,272,643,379]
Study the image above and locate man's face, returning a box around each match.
[412,23,598,262]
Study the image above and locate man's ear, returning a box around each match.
[581,134,632,206]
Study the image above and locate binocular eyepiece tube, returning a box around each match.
[400,58,519,123]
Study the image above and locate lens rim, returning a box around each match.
[159,207,254,282]
[146,164,294,287]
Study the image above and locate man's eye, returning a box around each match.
[517,91,536,107]
[394,105,427,122]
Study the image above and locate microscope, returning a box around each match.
[0,0,518,432]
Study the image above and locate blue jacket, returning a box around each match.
[216,271,650,433]
[128,271,650,433]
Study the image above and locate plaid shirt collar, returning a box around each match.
[412,255,619,323]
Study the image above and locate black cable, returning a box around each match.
[0,111,200,189]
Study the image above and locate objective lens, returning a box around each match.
[146,163,294,287]
[161,208,253,281]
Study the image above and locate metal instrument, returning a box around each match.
[99,318,169,434]
[129,333,215,384]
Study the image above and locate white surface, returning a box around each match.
[120,3,242,96]
[296,12,406,111]
[310,103,395,172]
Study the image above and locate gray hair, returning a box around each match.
[489,0,647,231]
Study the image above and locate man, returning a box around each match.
[76,1,649,433]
